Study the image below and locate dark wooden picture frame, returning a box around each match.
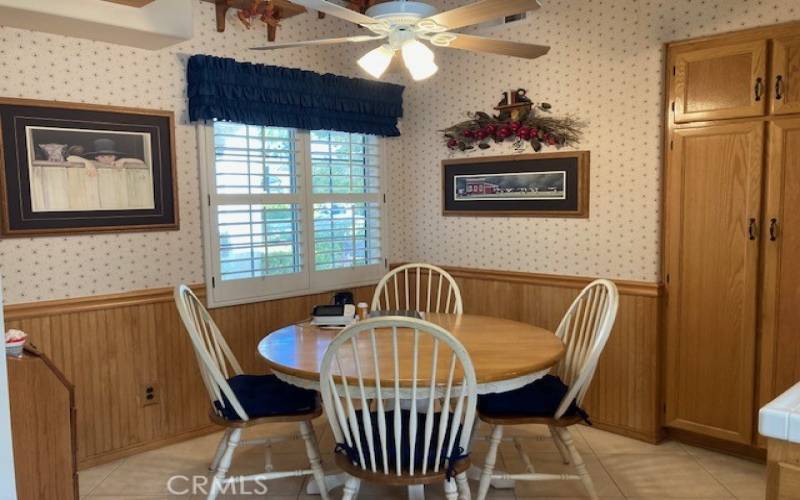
[442,151,590,218]
[0,97,179,237]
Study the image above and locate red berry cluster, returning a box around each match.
[446,121,561,152]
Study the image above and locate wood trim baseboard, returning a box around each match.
[667,427,767,461]
[4,284,206,321]
[391,262,662,298]
[77,424,219,470]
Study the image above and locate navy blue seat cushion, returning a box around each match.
[477,374,590,423]
[334,410,468,476]
[213,374,318,421]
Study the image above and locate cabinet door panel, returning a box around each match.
[673,41,767,123]
[771,36,800,115]
[759,119,800,416]
[665,122,764,444]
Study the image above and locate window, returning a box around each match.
[200,122,388,306]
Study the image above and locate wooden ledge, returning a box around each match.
[391,263,662,298]
[4,284,205,321]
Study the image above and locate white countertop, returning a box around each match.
[759,380,800,443]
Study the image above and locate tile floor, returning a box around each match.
[79,420,766,499]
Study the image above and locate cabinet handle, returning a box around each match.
[748,218,757,240]
[775,75,784,100]
[755,78,764,101]
[769,218,778,241]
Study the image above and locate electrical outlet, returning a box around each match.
[140,383,160,407]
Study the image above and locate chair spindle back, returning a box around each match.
[174,284,248,420]
[553,279,619,419]
[320,317,477,477]
[371,263,463,314]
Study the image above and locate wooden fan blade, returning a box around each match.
[288,0,382,26]
[422,0,541,30]
[444,33,549,59]
[251,35,385,50]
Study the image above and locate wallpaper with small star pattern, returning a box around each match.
[390,0,800,283]
[0,0,400,304]
[0,0,799,304]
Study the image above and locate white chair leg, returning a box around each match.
[476,425,503,500]
[444,478,458,500]
[557,427,598,500]
[299,420,330,500]
[342,475,361,500]
[455,472,471,500]
[208,428,241,500]
[548,425,570,465]
[209,429,231,472]
[408,484,425,500]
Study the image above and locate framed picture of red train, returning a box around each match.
[442,151,589,218]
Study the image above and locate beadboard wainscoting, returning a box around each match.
[402,264,663,443]
[3,285,376,469]
[3,267,660,468]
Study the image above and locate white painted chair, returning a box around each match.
[320,316,477,500]
[475,279,619,500]
[174,285,329,500]
[371,263,463,314]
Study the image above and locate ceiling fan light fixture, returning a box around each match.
[406,57,438,81]
[401,39,437,80]
[401,39,434,63]
[357,44,395,78]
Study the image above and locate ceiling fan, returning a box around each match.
[250,0,549,81]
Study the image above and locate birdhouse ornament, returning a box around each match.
[494,88,533,122]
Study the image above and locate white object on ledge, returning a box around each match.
[5,329,27,357]
[759,380,800,444]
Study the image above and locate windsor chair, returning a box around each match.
[319,316,478,500]
[475,279,619,500]
[174,285,329,500]
[372,263,463,314]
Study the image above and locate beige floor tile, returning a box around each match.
[578,425,687,456]
[515,498,624,500]
[79,425,767,500]
[683,446,766,499]
[472,423,593,459]
[502,451,623,497]
[88,496,182,499]
[600,453,731,498]
[79,458,125,497]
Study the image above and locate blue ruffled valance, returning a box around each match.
[187,55,404,137]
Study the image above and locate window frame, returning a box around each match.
[197,122,390,308]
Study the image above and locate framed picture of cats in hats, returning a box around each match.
[0,97,178,237]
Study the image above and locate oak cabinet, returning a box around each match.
[664,22,800,450]
[772,36,800,115]
[664,122,764,444]
[758,118,800,413]
[672,41,767,123]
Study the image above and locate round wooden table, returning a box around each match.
[258,313,565,396]
[257,313,565,496]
